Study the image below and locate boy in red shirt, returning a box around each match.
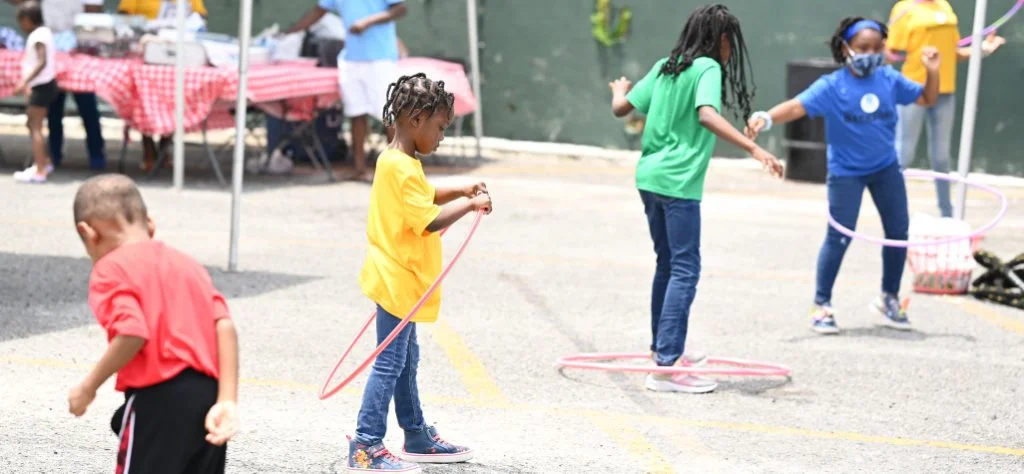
[67,174,240,474]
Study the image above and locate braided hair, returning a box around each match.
[829,16,888,64]
[659,4,756,121]
[382,73,456,127]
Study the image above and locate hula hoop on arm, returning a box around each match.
[318,210,485,401]
[887,0,1023,62]
[826,170,1008,248]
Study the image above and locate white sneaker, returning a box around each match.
[645,373,718,394]
[13,165,48,183]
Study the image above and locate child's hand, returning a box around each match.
[12,82,26,96]
[461,181,487,198]
[349,19,371,34]
[752,147,784,179]
[68,383,96,417]
[744,116,766,140]
[982,31,1006,56]
[608,76,632,95]
[204,401,239,446]
[921,46,940,72]
[470,191,492,215]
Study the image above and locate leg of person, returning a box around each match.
[340,61,373,182]
[142,135,157,171]
[349,306,421,473]
[110,370,220,474]
[925,93,956,218]
[20,106,51,183]
[895,102,926,170]
[645,196,713,393]
[811,173,867,334]
[399,323,472,463]
[867,163,912,330]
[364,59,400,171]
[46,91,66,167]
[640,190,670,356]
[73,92,107,170]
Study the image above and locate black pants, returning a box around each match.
[111,369,226,474]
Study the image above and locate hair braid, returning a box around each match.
[382,73,455,127]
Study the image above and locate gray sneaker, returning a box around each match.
[872,293,911,331]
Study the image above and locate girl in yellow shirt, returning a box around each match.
[886,0,1005,217]
[118,0,206,19]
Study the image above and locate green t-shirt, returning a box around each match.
[626,56,722,201]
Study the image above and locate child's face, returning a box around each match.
[719,34,732,63]
[847,29,885,56]
[411,109,452,156]
[17,17,34,33]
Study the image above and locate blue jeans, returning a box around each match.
[640,190,701,367]
[48,92,106,170]
[896,93,955,217]
[354,305,425,445]
[815,163,909,304]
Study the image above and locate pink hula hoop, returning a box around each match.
[555,353,792,377]
[826,169,1008,248]
[318,210,485,401]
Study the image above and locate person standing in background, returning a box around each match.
[5,0,108,171]
[287,0,407,183]
[886,0,1005,218]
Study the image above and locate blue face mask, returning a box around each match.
[846,45,885,76]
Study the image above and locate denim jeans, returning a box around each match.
[896,93,955,217]
[640,190,701,367]
[354,305,425,445]
[48,92,106,170]
[815,162,909,304]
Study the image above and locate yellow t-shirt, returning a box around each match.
[888,0,959,93]
[359,149,443,323]
[118,0,208,20]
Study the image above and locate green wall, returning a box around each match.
[4,1,1021,174]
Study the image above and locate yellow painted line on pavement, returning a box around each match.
[586,414,676,474]
[949,297,1024,334]
[427,319,510,407]
[3,355,1022,457]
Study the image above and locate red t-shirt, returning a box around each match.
[88,240,230,391]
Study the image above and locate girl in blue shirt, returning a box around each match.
[745,17,939,334]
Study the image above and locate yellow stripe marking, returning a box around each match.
[587,414,676,473]
[949,297,1024,334]
[427,319,510,407]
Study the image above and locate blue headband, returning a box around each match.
[843,19,882,42]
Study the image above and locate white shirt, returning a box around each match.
[23,26,56,86]
[42,0,104,33]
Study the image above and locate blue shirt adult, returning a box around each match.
[317,0,402,62]
[797,65,924,177]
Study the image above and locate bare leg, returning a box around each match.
[350,114,369,180]
[142,135,156,171]
[27,106,50,176]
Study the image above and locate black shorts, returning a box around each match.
[28,79,59,108]
[110,369,226,474]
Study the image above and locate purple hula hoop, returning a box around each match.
[826,170,1008,248]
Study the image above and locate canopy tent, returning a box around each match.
[168,0,484,271]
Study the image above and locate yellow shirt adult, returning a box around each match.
[360,149,443,323]
[118,0,208,20]
[887,0,959,93]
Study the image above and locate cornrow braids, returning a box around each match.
[659,4,756,122]
[829,16,888,64]
[382,73,456,127]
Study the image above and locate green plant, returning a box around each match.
[591,0,631,47]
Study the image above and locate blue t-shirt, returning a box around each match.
[318,0,402,62]
[796,65,924,177]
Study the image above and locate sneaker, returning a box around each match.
[402,425,473,464]
[810,303,840,335]
[645,373,717,394]
[347,437,421,473]
[872,293,912,331]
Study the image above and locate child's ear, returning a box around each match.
[146,217,156,238]
[76,221,97,244]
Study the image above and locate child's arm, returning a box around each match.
[349,3,407,34]
[68,335,146,416]
[697,106,783,178]
[956,32,1005,62]
[434,181,487,205]
[609,77,634,118]
[204,317,239,446]
[918,47,940,106]
[744,99,807,139]
[426,192,491,233]
[15,42,47,95]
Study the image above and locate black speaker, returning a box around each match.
[784,58,841,183]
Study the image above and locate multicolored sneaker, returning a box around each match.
[645,373,717,394]
[346,437,421,473]
[810,303,840,335]
[872,293,912,331]
[401,425,473,463]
